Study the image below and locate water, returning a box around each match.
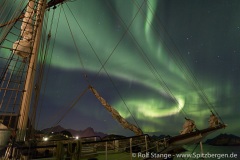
[174,144,240,160]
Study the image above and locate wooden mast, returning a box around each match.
[17,0,47,141]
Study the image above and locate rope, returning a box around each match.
[130,0,188,116]
[105,0,188,117]
[0,1,34,131]
[36,6,62,130]
[65,0,146,132]
[0,6,25,84]
[145,1,224,123]
[56,141,65,160]
[56,140,82,160]
[29,3,52,138]
[52,87,89,127]
[61,5,87,80]
[186,144,199,160]
[35,17,90,128]
[67,140,82,159]
[0,0,26,40]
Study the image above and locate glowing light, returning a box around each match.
[43,137,48,141]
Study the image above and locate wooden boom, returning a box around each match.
[88,85,143,136]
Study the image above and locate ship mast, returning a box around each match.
[16,0,47,141]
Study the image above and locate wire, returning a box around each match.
[145,1,224,123]
[36,5,62,130]
[65,0,147,131]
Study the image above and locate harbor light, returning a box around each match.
[43,137,48,141]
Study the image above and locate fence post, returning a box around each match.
[105,141,108,160]
[145,135,148,152]
[130,138,132,160]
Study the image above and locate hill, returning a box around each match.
[41,125,107,138]
[205,133,240,146]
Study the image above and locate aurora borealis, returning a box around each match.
[8,0,240,136]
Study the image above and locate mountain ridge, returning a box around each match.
[205,133,240,146]
[41,125,107,138]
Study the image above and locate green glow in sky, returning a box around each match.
[7,0,240,136]
[40,0,240,135]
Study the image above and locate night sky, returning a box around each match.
[9,0,240,136]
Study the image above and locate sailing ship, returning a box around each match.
[0,0,226,159]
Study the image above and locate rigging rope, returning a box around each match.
[14,1,40,139]
[36,6,62,129]
[0,1,32,126]
[145,1,223,123]
[61,5,86,74]
[29,5,51,138]
[65,1,146,131]
[53,87,89,127]
[33,4,88,130]
[0,0,26,43]
[40,0,147,132]
[43,4,134,129]
[36,4,92,128]
[0,3,28,83]
[27,4,94,129]
[105,0,188,117]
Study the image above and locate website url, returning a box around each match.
[132,152,238,159]
[175,152,238,159]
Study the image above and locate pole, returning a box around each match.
[17,0,47,141]
[200,141,204,159]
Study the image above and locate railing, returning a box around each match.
[2,134,168,160]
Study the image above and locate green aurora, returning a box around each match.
[6,0,240,136]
